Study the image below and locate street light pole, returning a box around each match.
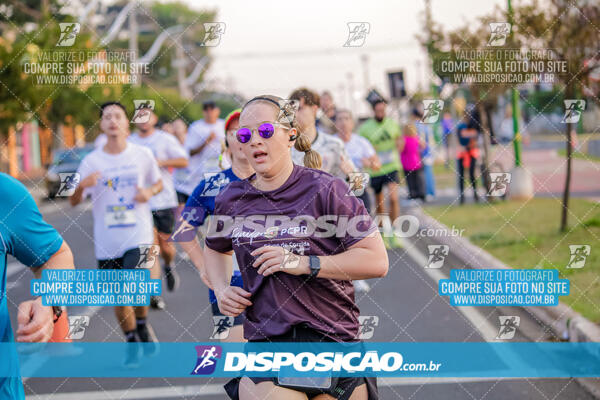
[508,0,522,167]
[506,0,533,200]
[361,54,370,92]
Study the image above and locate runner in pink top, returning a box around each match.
[399,124,425,200]
[400,135,422,171]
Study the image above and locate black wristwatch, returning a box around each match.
[52,305,65,323]
[309,255,321,278]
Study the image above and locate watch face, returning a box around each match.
[310,256,321,276]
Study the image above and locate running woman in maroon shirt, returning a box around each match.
[204,95,388,400]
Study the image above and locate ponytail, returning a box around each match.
[293,131,322,169]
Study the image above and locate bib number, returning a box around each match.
[105,204,136,228]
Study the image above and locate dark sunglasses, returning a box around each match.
[236,122,288,144]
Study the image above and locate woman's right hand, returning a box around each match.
[215,286,252,317]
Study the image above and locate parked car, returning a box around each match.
[45,146,94,199]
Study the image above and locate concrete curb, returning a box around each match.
[407,205,600,396]
[408,206,600,343]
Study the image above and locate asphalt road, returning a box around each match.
[5,198,595,400]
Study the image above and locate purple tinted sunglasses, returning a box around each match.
[236,122,288,144]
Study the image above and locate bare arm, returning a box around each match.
[396,135,404,153]
[17,241,75,342]
[204,246,234,294]
[252,233,389,280]
[189,132,216,156]
[134,179,163,203]
[158,157,188,169]
[70,172,100,207]
[204,246,251,317]
[317,235,388,279]
[179,232,211,287]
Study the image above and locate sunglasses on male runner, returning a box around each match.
[236,122,289,144]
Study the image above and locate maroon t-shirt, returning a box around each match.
[205,164,377,341]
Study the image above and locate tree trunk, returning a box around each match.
[560,85,574,232]
[476,102,492,194]
[484,103,496,143]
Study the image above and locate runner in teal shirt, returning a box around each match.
[0,173,71,399]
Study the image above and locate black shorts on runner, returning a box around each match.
[370,170,400,195]
[152,208,175,234]
[223,324,378,400]
[97,247,141,269]
[176,191,189,204]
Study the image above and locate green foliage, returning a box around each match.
[525,87,563,114]
[0,1,218,137]
[0,16,95,132]
[425,198,600,322]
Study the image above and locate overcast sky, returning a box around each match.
[184,0,504,111]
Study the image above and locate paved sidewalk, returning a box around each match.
[429,146,600,204]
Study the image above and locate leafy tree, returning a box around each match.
[512,0,600,231]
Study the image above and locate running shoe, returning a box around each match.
[137,322,159,357]
[124,341,141,368]
[164,265,180,292]
[150,296,166,310]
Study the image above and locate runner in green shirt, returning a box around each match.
[359,99,402,248]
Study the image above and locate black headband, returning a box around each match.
[245,96,281,108]
[244,96,296,130]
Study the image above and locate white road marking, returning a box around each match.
[399,239,500,341]
[26,377,534,399]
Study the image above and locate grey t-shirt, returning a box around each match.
[205,165,376,341]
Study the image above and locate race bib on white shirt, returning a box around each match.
[105,204,137,228]
[76,143,161,259]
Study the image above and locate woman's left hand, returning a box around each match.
[251,246,309,277]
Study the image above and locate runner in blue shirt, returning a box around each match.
[177,109,253,342]
[0,173,74,399]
